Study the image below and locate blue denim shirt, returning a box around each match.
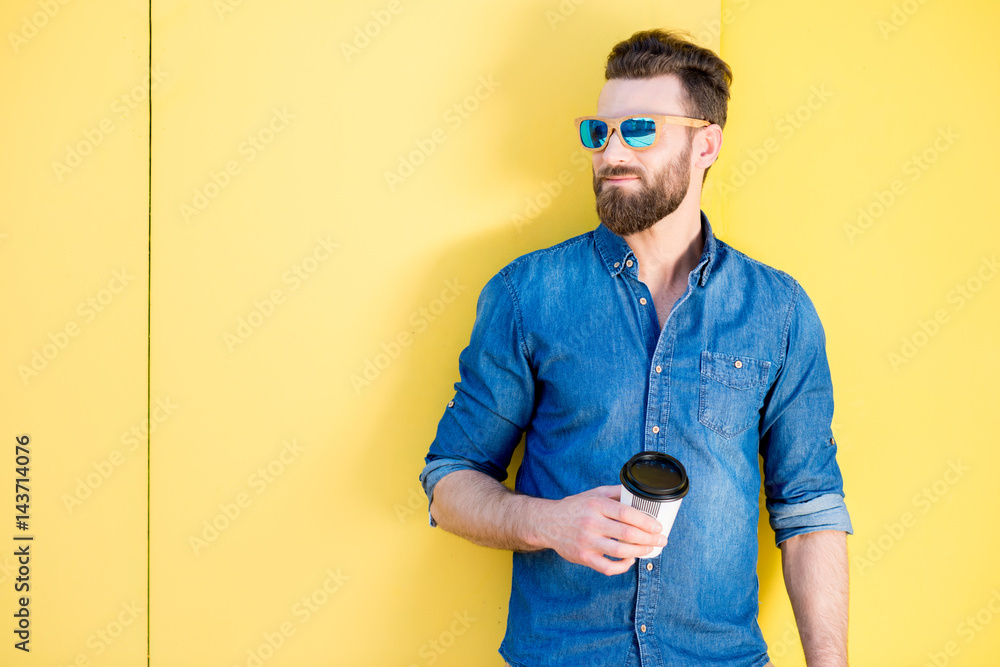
[420,212,852,667]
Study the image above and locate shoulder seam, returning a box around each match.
[716,240,796,285]
[498,268,530,360]
[778,279,802,370]
[502,230,594,271]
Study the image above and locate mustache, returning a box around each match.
[595,165,645,181]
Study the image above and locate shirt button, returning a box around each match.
[639,297,647,305]
[447,400,455,407]
[646,562,653,571]
[640,624,647,633]
[626,259,633,267]
[734,360,743,369]
[652,426,659,434]
[655,365,662,373]
[614,262,620,268]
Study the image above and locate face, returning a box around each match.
[591,75,698,236]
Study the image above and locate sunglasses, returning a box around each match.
[574,114,710,151]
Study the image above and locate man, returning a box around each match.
[420,29,852,667]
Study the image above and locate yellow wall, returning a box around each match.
[719,1,1000,665]
[2,1,998,665]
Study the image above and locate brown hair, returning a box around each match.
[605,29,733,130]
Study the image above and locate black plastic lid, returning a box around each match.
[619,451,689,501]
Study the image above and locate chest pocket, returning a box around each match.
[698,351,772,438]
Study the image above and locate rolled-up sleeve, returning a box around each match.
[759,281,853,545]
[419,269,535,527]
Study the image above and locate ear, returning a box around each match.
[692,124,723,170]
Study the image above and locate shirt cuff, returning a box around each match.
[768,492,854,546]
[419,459,495,528]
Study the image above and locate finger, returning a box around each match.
[586,554,635,576]
[603,559,635,576]
[595,536,659,560]
[605,519,666,547]
[603,499,663,534]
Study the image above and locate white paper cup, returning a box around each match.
[619,452,689,559]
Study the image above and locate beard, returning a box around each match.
[593,138,693,237]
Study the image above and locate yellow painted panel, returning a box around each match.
[149,3,719,667]
[0,0,150,665]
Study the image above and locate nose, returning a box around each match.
[600,129,634,164]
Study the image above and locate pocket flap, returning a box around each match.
[700,351,770,389]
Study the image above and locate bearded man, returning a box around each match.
[420,29,852,667]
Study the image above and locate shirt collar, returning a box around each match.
[594,210,718,287]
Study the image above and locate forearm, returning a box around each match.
[429,469,551,552]
[780,530,849,667]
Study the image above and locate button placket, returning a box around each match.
[624,269,658,363]
[646,317,669,450]
[635,540,660,657]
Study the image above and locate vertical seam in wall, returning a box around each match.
[146,0,153,664]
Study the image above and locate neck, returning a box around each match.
[622,196,705,290]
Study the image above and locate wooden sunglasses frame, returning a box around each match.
[574,114,711,151]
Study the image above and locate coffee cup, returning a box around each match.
[619,451,689,558]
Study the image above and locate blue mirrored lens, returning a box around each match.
[620,117,656,148]
[580,120,608,149]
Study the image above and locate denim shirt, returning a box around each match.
[420,211,852,667]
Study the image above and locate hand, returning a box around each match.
[534,485,666,576]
